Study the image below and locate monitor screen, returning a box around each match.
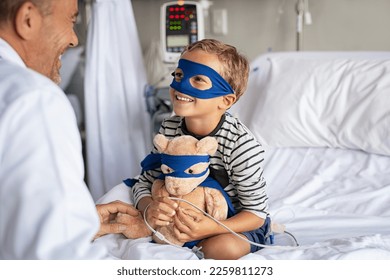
[167,35,189,48]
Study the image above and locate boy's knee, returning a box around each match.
[200,234,250,260]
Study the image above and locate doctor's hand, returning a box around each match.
[94,200,148,240]
[173,208,220,243]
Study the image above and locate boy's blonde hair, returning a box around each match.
[183,39,250,102]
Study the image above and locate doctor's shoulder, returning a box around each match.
[0,61,72,116]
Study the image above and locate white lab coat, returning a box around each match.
[0,38,108,259]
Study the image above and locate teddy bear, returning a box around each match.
[115,134,231,245]
[149,134,229,246]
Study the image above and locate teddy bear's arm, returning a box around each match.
[204,188,228,221]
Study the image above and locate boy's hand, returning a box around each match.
[144,197,178,228]
[172,208,219,242]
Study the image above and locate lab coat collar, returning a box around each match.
[0,37,27,68]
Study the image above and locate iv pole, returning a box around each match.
[296,0,304,51]
[296,0,312,51]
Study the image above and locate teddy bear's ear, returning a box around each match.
[153,134,170,152]
[196,136,218,155]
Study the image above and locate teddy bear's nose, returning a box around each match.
[166,182,191,196]
[172,187,180,194]
[165,177,198,196]
[165,181,179,194]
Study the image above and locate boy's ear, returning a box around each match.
[14,1,43,40]
[220,94,236,110]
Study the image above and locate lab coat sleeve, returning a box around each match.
[0,87,108,259]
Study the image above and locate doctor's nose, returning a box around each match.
[69,30,79,48]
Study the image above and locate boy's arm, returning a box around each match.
[218,211,265,232]
[173,209,264,242]
[229,129,269,220]
[133,119,170,211]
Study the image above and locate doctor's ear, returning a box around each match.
[14,2,43,40]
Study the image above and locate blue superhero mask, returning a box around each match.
[161,154,210,179]
[170,59,234,99]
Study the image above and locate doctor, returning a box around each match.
[0,0,140,259]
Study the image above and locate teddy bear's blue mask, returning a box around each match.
[123,152,237,221]
[170,59,234,99]
[160,154,210,179]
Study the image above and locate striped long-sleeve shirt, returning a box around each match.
[131,113,269,219]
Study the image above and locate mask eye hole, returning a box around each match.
[184,163,208,175]
[161,164,173,174]
[189,75,212,90]
[171,68,184,82]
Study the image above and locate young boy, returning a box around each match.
[131,39,270,259]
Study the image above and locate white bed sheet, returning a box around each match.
[244,147,390,259]
[95,146,390,260]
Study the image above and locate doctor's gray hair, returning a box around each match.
[0,0,52,23]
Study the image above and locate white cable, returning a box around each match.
[144,197,299,250]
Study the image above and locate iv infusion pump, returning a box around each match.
[161,1,204,63]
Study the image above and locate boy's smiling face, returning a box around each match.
[169,49,232,124]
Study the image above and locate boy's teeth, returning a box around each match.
[177,95,193,102]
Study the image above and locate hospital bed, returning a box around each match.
[95,51,390,260]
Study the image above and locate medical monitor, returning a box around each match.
[161,1,204,63]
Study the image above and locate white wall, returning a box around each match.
[132,0,390,62]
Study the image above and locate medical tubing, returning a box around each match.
[285,230,300,246]
[144,197,298,250]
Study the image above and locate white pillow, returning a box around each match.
[232,52,390,156]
